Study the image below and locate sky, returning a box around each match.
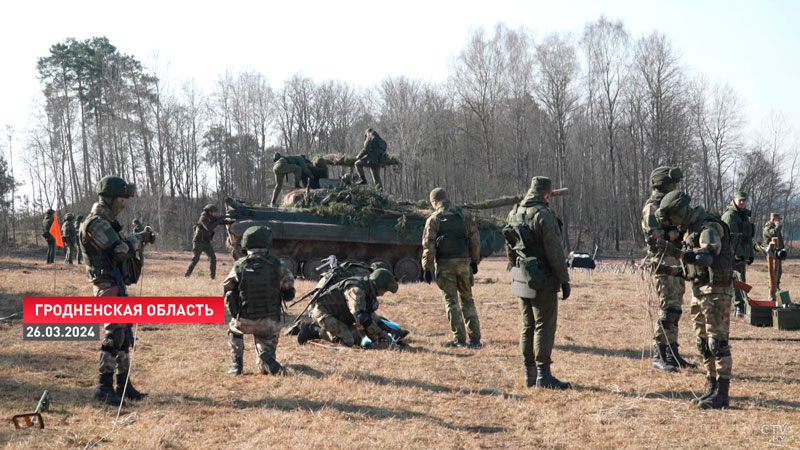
[2,0,799,179]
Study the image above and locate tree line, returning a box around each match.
[2,17,798,254]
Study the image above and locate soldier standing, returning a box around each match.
[184,204,233,280]
[722,192,755,317]
[76,215,85,264]
[505,177,571,389]
[422,188,482,349]
[762,213,785,290]
[641,167,694,372]
[61,213,77,264]
[223,226,295,375]
[42,209,56,264]
[297,269,398,348]
[354,128,387,189]
[271,152,314,207]
[79,176,156,404]
[132,219,145,263]
[656,191,734,409]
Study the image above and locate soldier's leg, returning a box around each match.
[115,324,146,399]
[77,245,83,264]
[204,243,217,279]
[317,315,357,347]
[455,266,481,344]
[251,317,282,374]
[531,288,558,366]
[46,239,55,263]
[518,296,536,367]
[370,165,382,189]
[732,264,746,312]
[271,170,285,206]
[227,329,244,375]
[691,296,715,379]
[184,242,204,277]
[435,266,467,343]
[698,294,732,409]
[354,160,368,184]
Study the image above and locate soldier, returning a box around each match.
[184,204,234,280]
[271,152,314,207]
[505,177,571,389]
[61,213,77,264]
[305,157,329,189]
[722,192,755,317]
[422,188,482,349]
[76,215,85,264]
[354,128,387,189]
[641,167,694,372]
[223,226,295,375]
[297,268,397,348]
[132,219,145,263]
[655,191,734,409]
[42,209,56,264]
[763,213,785,290]
[79,176,156,404]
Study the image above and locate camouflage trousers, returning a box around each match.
[354,159,382,189]
[519,288,558,366]
[185,241,216,278]
[64,238,76,264]
[95,284,134,376]
[691,293,732,380]
[271,161,303,206]
[652,273,686,346]
[45,237,56,263]
[310,307,389,346]
[435,259,481,343]
[228,316,281,374]
[732,264,747,308]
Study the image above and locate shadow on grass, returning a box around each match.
[286,364,327,379]
[731,336,800,342]
[576,384,800,410]
[349,370,522,400]
[556,343,643,360]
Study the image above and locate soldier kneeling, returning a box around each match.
[223,226,295,375]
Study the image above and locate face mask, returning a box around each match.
[111,197,126,215]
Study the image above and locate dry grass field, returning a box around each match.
[1,251,799,449]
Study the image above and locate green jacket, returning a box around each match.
[763,222,784,249]
[721,202,754,260]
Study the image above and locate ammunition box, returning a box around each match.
[773,307,800,330]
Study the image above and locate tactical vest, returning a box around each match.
[315,277,373,321]
[315,262,371,290]
[435,207,469,260]
[505,202,560,290]
[685,214,733,288]
[80,215,116,284]
[236,253,282,319]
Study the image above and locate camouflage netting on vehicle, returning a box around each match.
[317,153,402,167]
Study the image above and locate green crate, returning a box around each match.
[777,290,791,306]
[773,308,800,330]
[747,303,776,327]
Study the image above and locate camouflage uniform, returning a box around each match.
[763,216,785,289]
[657,191,734,409]
[422,189,482,347]
[223,226,295,375]
[42,210,56,263]
[61,213,78,264]
[76,215,85,264]
[505,177,571,389]
[185,205,232,279]
[271,153,314,206]
[354,129,387,189]
[80,176,154,404]
[641,167,690,371]
[132,219,145,263]
[721,193,754,314]
[304,157,329,189]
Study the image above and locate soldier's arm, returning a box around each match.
[421,215,439,271]
[222,266,239,292]
[198,215,212,232]
[344,286,368,316]
[298,159,314,177]
[85,218,144,263]
[279,262,296,301]
[537,213,570,284]
[465,211,481,264]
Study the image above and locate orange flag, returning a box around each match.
[50,211,64,248]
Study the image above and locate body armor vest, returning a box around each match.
[685,214,733,288]
[435,207,469,260]
[236,253,282,319]
[316,277,373,321]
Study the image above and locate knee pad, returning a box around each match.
[665,306,682,327]
[696,337,712,358]
[710,338,731,358]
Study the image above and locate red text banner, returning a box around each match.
[23,297,225,324]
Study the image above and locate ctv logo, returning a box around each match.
[761,424,790,443]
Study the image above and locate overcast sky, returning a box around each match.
[2,0,799,172]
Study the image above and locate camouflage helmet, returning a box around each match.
[45,208,55,215]
[76,215,84,222]
[369,268,398,293]
[656,191,692,226]
[770,212,782,220]
[242,225,273,250]
[96,176,136,198]
[649,167,683,190]
[203,204,218,213]
[369,260,392,271]
[273,152,282,162]
[65,213,74,221]
[429,188,447,203]
[529,176,552,193]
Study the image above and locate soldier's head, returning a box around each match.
[45,208,55,216]
[770,213,782,225]
[656,191,692,227]
[203,204,219,216]
[242,225,273,251]
[273,152,282,162]
[369,268,398,295]
[429,188,448,208]
[369,260,392,272]
[734,191,748,209]
[365,128,374,138]
[133,218,142,225]
[96,176,136,216]
[76,215,84,223]
[529,176,553,199]
[65,213,74,221]
[649,167,682,193]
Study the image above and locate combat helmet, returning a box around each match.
[96,176,136,198]
[369,268,398,293]
[65,213,74,221]
[203,204,218,213]
[656,191,692,227]
[45,208,55,215]
[649,167,683,191]
[242,225,273,250]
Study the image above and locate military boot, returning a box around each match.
[94,373,123,405]
[691,376,718,404]
[525,364,536,387]
[260,353,285,376]
[698,378,729,409]
[670,343,696,369]
[535,364,571,390]
[734,304,746,318]
[297,323,320,345]
[116,372,147,400]
[652,344,678,372]
[227,354,243,376]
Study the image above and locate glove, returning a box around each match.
[561,283,571,300]
[470,262,478,274]
[423,270,433,284]
[683,251,697,264]
[137,226,156,245]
